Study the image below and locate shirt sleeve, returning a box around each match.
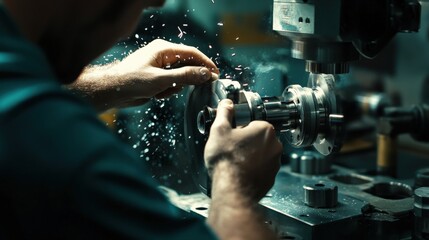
[2,91,217,240]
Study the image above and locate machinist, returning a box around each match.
[0,0,283,239]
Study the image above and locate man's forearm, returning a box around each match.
[207,161,277,240]
[67,64,117,111]
[68,63,149,112]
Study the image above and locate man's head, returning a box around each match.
[3,0,165,83]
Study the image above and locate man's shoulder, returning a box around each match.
[0,79,79,117]
[0,78,110,173]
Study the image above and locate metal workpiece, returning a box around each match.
[195,74,343,156]
[282,85,318,148]
[197,106,216,135]
[290,151,331,175]
[283,73,343,155]
[196,91,298,135]
[414,187,429,217]
[414,187,429,239]
[303,182,338,208]
[263,97,299,131]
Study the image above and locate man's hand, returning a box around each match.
[205,99,282,240]
[69,39,219,111]
[205,99,282,200]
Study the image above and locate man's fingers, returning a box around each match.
[148,39,219,74]
[210,99,234,133]
[153,40,219,74]
[242,121,279,145]
[160,66,219,86]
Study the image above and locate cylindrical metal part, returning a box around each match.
[197,103,252,135]
[378,105,429,142]
[263,97,298,131]
[411,105,429,142]
[329,114,344,126]
[233,103,253,127]
[290,151,331,175]
[289,40,359,75]
[415,168,429,189]
[303,182,338,208]
[377,134,397,177]
[197,106,217,135]
[197,97,297,135]
[284,85,319,148]
[414,187,429,239]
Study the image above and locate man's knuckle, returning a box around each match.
[183,68,196,81]
[190,46,199,52]
[151,39,165,45]
[262,123,276,135]
[211,121,228,131]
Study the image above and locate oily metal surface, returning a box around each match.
[178,164,414,239]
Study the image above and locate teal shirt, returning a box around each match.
[0,7,216,240]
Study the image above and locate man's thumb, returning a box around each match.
[163,67,217,85]
[210,99,234,133]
